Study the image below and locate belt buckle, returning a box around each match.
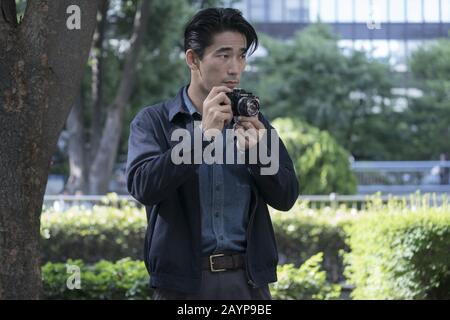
[209,253,226,272]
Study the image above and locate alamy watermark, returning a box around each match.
[66,5,81,30]
[170,121,280,175]
[66,264,81,290]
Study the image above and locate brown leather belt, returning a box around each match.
[201,253,246,272]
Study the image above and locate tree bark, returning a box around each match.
[0,0,98,299]
[89,0,150,194]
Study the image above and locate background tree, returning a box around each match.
[272,117,357,195]
[243,24,395,160]
[65,0,151,194]
[63,0,228,195]
[0,0,98,299]
[402,39,450,160]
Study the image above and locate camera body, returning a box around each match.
[226,88,260,117]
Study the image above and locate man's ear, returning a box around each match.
[186,49,200,71]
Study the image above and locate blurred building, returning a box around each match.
[229,0,450,59]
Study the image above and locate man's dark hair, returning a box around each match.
[184,7,258,60]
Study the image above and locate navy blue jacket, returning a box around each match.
[126,87,299,293]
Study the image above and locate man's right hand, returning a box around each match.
[201,86,233,140]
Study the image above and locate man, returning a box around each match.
[126,7,298,300]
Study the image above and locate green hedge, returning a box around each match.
[41,198,350,283]
[42,254,338,300]
[344,198,450,299]
[42,258,150,300]
[41,194,450,299]
[271,202,353,283]
[41,197,146,263]
[270,253,341,300]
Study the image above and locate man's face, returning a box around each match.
[195,31,247,92]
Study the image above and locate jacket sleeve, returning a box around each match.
[245,114,299,211]
[125,110,204,206]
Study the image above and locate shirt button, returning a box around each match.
[218,235,224,240]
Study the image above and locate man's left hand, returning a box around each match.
[234,116,266,151]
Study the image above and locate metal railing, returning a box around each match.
[351,161,450,194]
[42,192,450,211]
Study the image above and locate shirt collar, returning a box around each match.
[182,86,200,116]
[183,86,202,117]
[168,86,202,123]
[168,87,189,122]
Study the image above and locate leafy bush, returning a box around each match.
[41,199,351,284]
[271,202,354,283]
[42,255,338,300]
[41,197,146,263]
[42,194,450,299]
[42,195,348,300]
[272,117,357,195]
[42,258,150,300]
[344,197,450,299]
[270,253,341,300]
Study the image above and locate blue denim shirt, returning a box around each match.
[182,87,251,255]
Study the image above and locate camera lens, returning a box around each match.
[244,98,259,117]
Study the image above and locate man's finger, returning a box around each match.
[210,92,231,106]
[238,116,265,130]
[220,112,233,124]
[207,86,232,100]
[235,127,248,150]
[210,104,232,113]
[238,121,256,130]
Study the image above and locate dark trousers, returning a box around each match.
[152,269,272,300]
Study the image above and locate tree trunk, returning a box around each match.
[64,0,108,195]
[89,106,126,194]
[0,0,98,299]
[64,0,150,195]
[89,0,108,164]
[66,90,89,194]
[88,0,150,194]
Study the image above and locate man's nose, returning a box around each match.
[228,58,242,75]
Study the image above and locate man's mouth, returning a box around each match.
[224,81,239,87]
